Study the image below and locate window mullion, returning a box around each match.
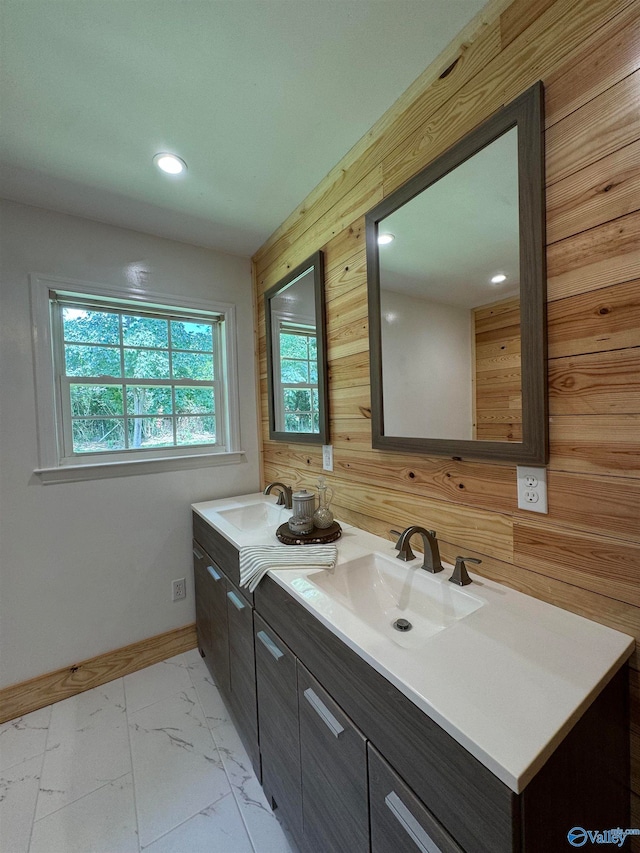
[167,320,177,446]
[215,323,226,448]
[171,385,177,447]
[119,314,129,450]
[52,303,73,458]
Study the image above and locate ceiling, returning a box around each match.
[0,0,487,257]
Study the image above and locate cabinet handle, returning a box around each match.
[257,630,284,661]
[207,565,222,581]
[303,688,344,738]
[227,590,246,610]
[192,546,204,559]
[385,791,441,853]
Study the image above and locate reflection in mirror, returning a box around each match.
[265,251,328,444]
[379,128,521,442]
[367,82,547,464]
[270,270,319,433]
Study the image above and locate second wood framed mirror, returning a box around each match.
[264,251,329,444]
[366,82,547,464]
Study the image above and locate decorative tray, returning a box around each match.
[275,521,342,545]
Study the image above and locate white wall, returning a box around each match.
[0,200,260,688]
[381,289,473,440]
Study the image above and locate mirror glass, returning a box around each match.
[265,251,328,444]
[379,128,520,442]
[366,83,546,463]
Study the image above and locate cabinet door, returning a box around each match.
[298,664,368,853]
[193,542,230,698]
[226,583,260,777]
[254,614,303,844]
[193,542,212,659]
[369,745,464,853]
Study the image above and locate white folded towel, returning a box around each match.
[239,545,337,593]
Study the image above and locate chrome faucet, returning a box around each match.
[263,482,293,509]
[395,526,443,574]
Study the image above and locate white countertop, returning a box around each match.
[192,492,634,793]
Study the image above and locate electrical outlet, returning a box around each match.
[517,466,548,514]
[322,444,333,471]
[172,578,186,601]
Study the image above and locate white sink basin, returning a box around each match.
[290,552,483,649]
[216,501,284,531]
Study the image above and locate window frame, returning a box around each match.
[30,274,244,483]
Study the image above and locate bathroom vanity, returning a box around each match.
[192,493,633,853]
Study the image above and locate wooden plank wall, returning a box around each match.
[252,0,640,836]
[473,296,522,440]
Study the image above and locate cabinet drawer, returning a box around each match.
[254,615,303,843]
[369,745,464,853]
[192,512,248,599]
[298,663,369,853]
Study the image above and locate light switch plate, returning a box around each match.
[322,444,333,471]
[517,466,548,513]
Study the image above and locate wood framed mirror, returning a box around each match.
[366,82,547,463]
[264,250,329,444]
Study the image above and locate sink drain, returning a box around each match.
[393,618,412,632]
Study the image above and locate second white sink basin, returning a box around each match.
[290,552,483,649]
[217,501,285,530]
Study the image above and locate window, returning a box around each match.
[275,321,319,433]
[30,276,243,482]
[54,296,222,455]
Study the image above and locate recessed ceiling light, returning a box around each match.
[491,273,507,284]
[378,233,395,245]
[153,153,187,175]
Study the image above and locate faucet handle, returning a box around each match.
[449,556,481,587]
[389,529,403,550]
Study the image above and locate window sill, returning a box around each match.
[34,451,247,484]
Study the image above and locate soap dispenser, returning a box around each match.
[313,476,334,529]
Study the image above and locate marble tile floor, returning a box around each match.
[0,649,298,853]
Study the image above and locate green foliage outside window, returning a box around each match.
[278,326,319,434]
[61,305,218,454]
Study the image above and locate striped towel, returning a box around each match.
[239,545,338,593]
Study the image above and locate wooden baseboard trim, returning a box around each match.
[0,623,197,724]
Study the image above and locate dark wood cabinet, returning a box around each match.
[193,543,211,658]
[193,512,248,599]
[369,744,464,853]
[192,542,230,697]
[226,584,259,774]
[255,574,629,853]
[192,514,259,778]
[255,574,516,852]
[194,513,629,853]
[254,614,303,844]
[298,664,369,853]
